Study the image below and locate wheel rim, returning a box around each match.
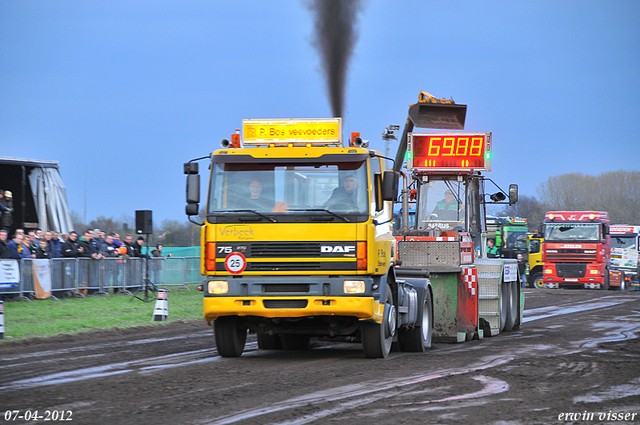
[421,301,430,341]
[500,281,508,331]
[385,304,397,339]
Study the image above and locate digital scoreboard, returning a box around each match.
[407,132,492,172]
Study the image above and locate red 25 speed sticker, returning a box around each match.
[224,252,247,274]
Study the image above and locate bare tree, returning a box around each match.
[496,195,549,232]
[537,170,640,224]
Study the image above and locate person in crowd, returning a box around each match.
[62,231,83,258]
[44,231,60,258]
[113,233,123,247]
[35,239,50,259]
[151,243,172,258]
[0,229,12,258]
[23,235,37,257]
[132,236,150,259]
[122,234,135,257]
[35,229,44,240]
[49,231,63,258]
[93,229,104,245]
[0,190,13,233]
[8,233,32,259]
[100,233,122,292]
[15,228,24,235]
[78,230,94,259]
[487,238,500,257]
[516,253,527,288]
[150,243,171,284]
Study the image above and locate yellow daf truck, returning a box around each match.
[185,118,433,358]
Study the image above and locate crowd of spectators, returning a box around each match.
[0,227,153,261]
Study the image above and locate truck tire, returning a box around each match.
[257,333,282,350]
[604,268,610,290]
[280,334,310,350]
[499,280,509,332]
[214,316,247,357]
[362,284,396,358]
[400,290,433,352]
[620,272,627,291]
[504,280,518,332]
[531,272,544,289]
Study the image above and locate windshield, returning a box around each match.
[611,235,637,250]
[505,228,528,250]
[544,223,600,242]
[207,160,369,218]
[416,179,465,231]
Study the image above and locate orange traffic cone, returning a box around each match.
[152,289,168,322]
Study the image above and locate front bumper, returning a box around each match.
[203,296,381,324]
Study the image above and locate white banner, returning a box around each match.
[0,259,20,289]
[33,259,52,299]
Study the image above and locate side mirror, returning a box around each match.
[186,174,200,204]
[185,203,199,216]
[509,184,518,205]
[382,170,398,202]
[184,162,199,175]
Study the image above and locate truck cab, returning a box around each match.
[609,225,640,290]
[542,211,611,289]
[185,118,431,358]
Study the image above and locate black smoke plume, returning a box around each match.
[308,0,363,118]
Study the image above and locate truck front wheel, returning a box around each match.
[400,290,433,352]
[531,272,544,289]
[214,316,247,357]
[504,281,518,332]
[362,284,395,359]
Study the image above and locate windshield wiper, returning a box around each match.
[287,208,350,223]
[218,209,277,223]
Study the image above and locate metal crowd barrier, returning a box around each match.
[0,257,203,299]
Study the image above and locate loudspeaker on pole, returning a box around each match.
[135,210,153,234]
[152,289,168,322]
[0,300,5,339]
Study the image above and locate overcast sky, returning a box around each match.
[1,1,639,225]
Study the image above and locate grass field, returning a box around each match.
[0,286,204,341]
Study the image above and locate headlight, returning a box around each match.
[589,269,601,275]
[208,281,229,294]
[343,280,366,294]
[544,269,553,274]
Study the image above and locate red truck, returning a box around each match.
[542,211,611,289]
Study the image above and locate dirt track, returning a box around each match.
[1,288,640,425]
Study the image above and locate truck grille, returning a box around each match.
[546,250,597,261]
[250,262,321,271]
[556,263,587,278]
[251,243,320,257]
[263,299,308,309]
